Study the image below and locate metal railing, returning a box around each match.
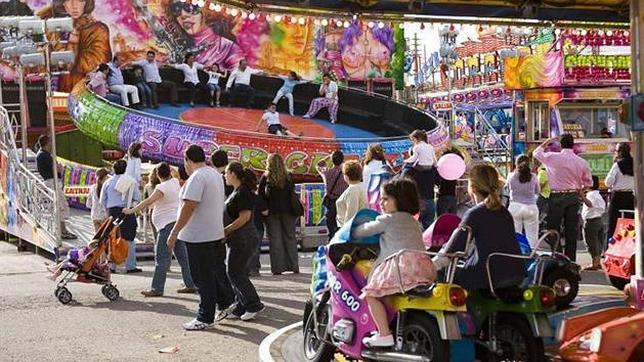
[0,106,59,248]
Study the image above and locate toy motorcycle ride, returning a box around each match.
[517,232,581,309]
[458,231,559,362]
[302,209,473,362]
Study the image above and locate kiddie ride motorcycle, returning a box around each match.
[302,210,557,362]
[303,209,470,362]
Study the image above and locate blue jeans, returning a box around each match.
[135,82,152,106]
[419,198,436,230]
[125,240,137,270]
[151,223,195,293]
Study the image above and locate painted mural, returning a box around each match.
[0,1,402,90]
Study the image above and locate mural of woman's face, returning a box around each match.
[64,0,86,19]
[172,2,205,36]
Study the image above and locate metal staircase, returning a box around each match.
[470,107,512,176]
[0,106,60,251]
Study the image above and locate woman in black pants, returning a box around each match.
[605,142,635,240]
[222,162,265,321]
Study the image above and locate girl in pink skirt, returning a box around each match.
[352,178,436,348]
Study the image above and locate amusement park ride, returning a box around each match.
[0,0,642,360]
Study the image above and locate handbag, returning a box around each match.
[322,171,342,209]
[108,224,129,264]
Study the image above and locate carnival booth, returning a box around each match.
[506,26,632,185]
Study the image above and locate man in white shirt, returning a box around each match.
[303,73,339,123]
[167,145,234,330]
[107,55,141,108]
[254,103,299,137]
[131,50,179,108]
[226,59,261,108]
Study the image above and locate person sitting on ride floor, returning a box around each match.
[432,164,526,291]
[272,70,307,116]
[351,178,437,348]
[255,103,300,137]
[302,73,339,124]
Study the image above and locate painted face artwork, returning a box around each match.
[63,0,86,19]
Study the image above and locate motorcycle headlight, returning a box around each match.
[332,319,355,344]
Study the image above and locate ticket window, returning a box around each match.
[558,101,628,139]
[515,105,526,141]
[528,101,550,141]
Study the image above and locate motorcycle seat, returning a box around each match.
[404,284,435,297]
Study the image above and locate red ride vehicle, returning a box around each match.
[603,213,636,290]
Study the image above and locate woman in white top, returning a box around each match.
[124,162,196,297]
[125,142,143,185]
[404,130,436,170]
[171,52,204,107]
[336,160,367,227]
[362,143,389,195]
[401,130,438,229]
[605,142,635,240]
[302,73,339,123]
[86,168,110,232]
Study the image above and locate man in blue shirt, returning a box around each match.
[35,134,76,240]
[107,55,141,109]
[100,159,142,273]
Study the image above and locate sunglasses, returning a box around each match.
[171,2,202,16]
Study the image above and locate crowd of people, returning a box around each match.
[35,127,635,334]
[85,51,341,131]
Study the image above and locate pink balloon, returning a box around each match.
[437,153,466,181]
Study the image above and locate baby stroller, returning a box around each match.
[422,213,461,251]
[50,217,124,304]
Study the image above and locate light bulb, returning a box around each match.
[249,13,256,20]
[298,17,306,25]
[343,20,350,28]
[398,23,404,29]
[336,20,343,27]
[367,21,374,28]
[313,19,320,25]
[191,0,198,5]
[208,3,215,10]
[213,4,222,12]
[606,30,613,36]
[378,21,384,29]
[274,15,282,22]
[321,19,328,26]
[266,14,272,21]
[241,12,248,19]
[230,8,238,16]
[290,16,297,24]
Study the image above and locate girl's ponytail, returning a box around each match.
[470,164,504,210]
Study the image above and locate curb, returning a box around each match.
[258,322,302,362]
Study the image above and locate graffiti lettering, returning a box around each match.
[285,151,308,175]
[141,130,163,154]
[242,147,269,171]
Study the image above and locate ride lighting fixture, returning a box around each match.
[45,18,74,33]
[18,19,45,35]
[19,53,45,67]
[50,51,74,73]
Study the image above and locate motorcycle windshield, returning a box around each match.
[329,208,381,246]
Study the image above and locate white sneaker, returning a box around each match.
[302,114,311,119]
[182,318,214,331]
[215,304,237,322]
[331,120,337,124]
[240,311,259,321]
[362,333,394,347]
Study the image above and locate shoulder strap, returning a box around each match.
[327,171,342,198]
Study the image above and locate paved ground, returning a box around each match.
[0,241,312,361]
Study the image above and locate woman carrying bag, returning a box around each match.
[258,154,300,275]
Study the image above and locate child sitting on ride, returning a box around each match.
[255,103,300,137]
[432,164,526,292]
[205,64,227,107]
[351,178,437,348]
[272,70,307,116]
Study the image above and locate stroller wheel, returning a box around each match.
[102,285,120,301]
[57,287,72,305]
[54,287,62,297]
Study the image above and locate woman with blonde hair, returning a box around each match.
[258,154,299,275]
[433,164,526,291]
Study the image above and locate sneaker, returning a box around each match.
[182,318,214,331]
[331,119,337,124]
[126,268,143,274]
[190,101,195,107]
[216,101,220,107]
[177,287,198,294]
[141,290,163,297]
[362,333,394,347]
[214,303,237,322]
[302,114,311,119]
[210,101,214,107]
[241,304,265,321]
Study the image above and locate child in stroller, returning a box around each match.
[48,217,123,304]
